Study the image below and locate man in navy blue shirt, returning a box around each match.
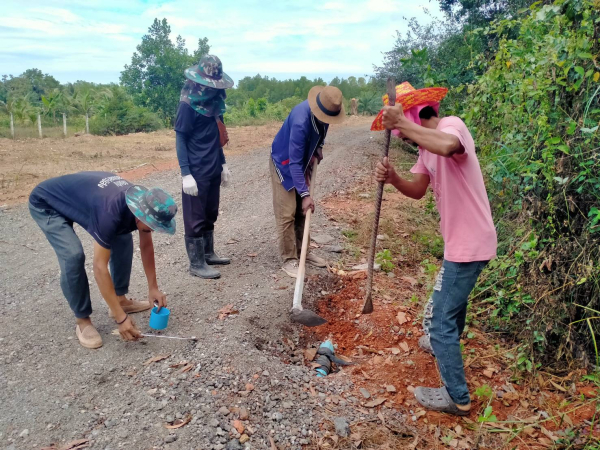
[29,172,177,349]
[270,86,345,277]
[175,55,234,280]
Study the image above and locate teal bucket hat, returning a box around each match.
[184,54,234,89]
[125,185,177,235]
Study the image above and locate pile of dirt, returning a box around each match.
[299,163,600,448]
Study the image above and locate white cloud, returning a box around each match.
[1,0,443,83]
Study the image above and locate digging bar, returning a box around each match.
[362,77,396,314]
[291,159,327,327]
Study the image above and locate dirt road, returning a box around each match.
[0,117,388,449]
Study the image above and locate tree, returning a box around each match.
[120,18,210,123]
[438,0,535,24]
[41,89,64,123]
[1,69,60,105]
[72,88,112,133]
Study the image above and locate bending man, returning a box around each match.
[29,172,177,349]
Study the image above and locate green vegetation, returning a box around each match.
[375,249,395,273]
[0,70,162,137]
[121,18,210,124]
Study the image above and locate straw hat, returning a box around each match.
[308,86,346,124]
[371,82,448,131]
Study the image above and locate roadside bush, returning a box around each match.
[224,96,304,126]
[90,87,163,135]
[465,0,600,371]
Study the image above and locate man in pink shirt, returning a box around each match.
[375,100,497,415]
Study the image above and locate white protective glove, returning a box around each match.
[221,164,231,187]
[182,175,198,196]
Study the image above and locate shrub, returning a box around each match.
[90,87,163,135]
[465,0,600,370]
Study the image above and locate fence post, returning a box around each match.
[86,114,89,134]
[10,112,14,139]
[63,113,67,137]
[37,114,42,138]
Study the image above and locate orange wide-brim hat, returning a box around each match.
[370,82,448,131]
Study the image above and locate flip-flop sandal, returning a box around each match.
[414,386,470,416]
[419,335,434,355]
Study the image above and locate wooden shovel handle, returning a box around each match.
[296,159,318,288]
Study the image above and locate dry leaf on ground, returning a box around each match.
[373,355,385,365]
[143,354,171,366]
[549,380,567,392]
[218,304,239,320]
[304,348,317,361]
[164,415,192,429]
[397,311,409,325]
[61,440,90,450]
[365,397,387,408]
[401,276,418,286]
[399,342,410,353]
[483,368,495,378]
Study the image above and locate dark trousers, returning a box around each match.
[29,203,133,318]
[182,176,221,237]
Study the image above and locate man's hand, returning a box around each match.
[382,104,406,131]
[182,175,198,196]
[375,157,398,185]
[118,315,142,341]
[149,288,167,312]
[302,196,315,215]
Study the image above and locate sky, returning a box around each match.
[0,0,442,85]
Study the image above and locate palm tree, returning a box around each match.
[12,96,37,125]
[0,98,16,137]
[72,88,113,133]
[358,91,384,115]
[41,89,63,124]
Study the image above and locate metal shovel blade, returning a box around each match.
[290,308,328,327]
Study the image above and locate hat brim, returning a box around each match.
[308,86,346,125]
[125,186,176,235]
[370,87,448,131]
[184,66,234,89]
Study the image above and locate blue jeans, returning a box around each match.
[423,259,488,405]
[29,203,133,319]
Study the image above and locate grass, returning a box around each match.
[0,121,87,139]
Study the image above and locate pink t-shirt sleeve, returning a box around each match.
[410,153,429,175]
[439,118,469,161]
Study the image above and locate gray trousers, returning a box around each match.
[29,203,133,319]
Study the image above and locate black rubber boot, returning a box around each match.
[185,236,221,279]
[203,231,231,265]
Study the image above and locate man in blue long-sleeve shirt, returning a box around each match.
[270,86,345,277]
[175,55,234,279]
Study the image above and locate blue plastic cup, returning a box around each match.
[149,306,170,330]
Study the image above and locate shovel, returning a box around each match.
[291,159,327,327]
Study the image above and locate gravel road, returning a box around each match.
[0,121,389,450]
